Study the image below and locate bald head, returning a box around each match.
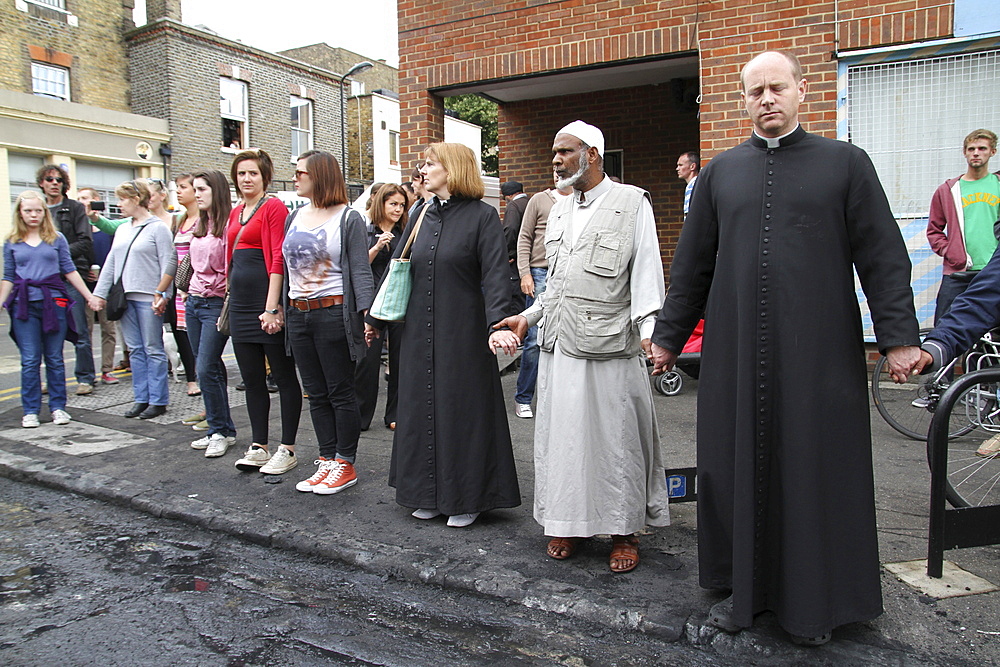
[740,51,807,138]
[740,51,802,92]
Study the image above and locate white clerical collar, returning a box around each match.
[575,175,613,207]
[753,125,800,148]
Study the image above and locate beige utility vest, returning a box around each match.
[540,184,647,360]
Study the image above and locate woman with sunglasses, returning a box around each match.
[283,151,374,495]
[91,180,177,419]
[227,149,302,475]
[355,183,407,431]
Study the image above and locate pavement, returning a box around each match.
[1,346,999,664]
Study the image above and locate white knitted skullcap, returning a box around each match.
[557,120,604,156]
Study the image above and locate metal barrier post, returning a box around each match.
[926,369,1000,578]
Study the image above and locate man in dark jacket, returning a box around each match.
[501,181,529,314]
[38,164,95,394]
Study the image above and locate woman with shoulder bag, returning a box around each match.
[364,143,520,528]
[355,183,407,431]
[226,149,302,475]
[185,170,237,458]
[165,175,201,397]
[285,151,374,495]
[91,180,177,419]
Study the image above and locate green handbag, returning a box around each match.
[369,204,428,322]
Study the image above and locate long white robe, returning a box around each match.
[524,179,670,537]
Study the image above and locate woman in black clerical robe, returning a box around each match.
[365,142,520,528]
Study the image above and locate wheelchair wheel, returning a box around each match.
[655,370,683,396]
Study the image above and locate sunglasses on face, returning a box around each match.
[44,176,64,183]
[294,170,309,178]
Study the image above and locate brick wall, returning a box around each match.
[0,0,133,112]
[499,85,699,269]
[400,0,955,163]
[127,20,347,184]
[347,95,374,182]
[280,44,398,93]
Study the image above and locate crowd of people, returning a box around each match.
[6,48,993,647]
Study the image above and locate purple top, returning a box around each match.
[3,233,76,300]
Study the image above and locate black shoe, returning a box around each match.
[707,596,742,633]
[789,632,831,647]
[138,405,167,419]
[124,403,149,418]
[235,382,246,391]
[266,374,278,393]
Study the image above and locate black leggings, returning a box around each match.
[164,298,198,383]
[232,341,301,445]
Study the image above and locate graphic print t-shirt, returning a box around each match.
[283,212,343,300]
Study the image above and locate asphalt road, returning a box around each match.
[0,318,998,665]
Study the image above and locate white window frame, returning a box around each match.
[25,0,67,10]
[220,77,248,151]
[31,62,69,101]
[388,130,400,165]
[290,95,313,160]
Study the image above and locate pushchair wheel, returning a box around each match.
[655,370,683,396]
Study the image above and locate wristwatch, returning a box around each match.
[264,308,279,315]
[154,289,166,298]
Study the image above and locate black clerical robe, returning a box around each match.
[653,127,919,637]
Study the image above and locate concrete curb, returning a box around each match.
[0,447,688,641]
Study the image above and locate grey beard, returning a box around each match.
[556,160,588,191]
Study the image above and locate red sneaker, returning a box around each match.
[312,459,357,495]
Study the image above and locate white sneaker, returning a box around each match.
[235,445,271,471]
[191,435,212,450]
[22,414,40,428]
[259,445,297,474]
[51,409,71,425]
[295,458,334,492]
[204,433,236,458]
[411,508,442,520]
[447,512,480,528]
[515,403,533,418]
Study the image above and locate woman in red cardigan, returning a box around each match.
[226,148,302,475]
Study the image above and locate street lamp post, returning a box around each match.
[339,61,374,180]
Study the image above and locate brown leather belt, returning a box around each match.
[290,295,343,311]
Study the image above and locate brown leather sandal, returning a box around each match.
[546,537,581,560]
[609,536,639,573]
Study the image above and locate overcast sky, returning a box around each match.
[134,1,399,66]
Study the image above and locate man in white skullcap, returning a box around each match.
[491,121,670,572]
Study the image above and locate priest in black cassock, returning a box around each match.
[651,51,922,645]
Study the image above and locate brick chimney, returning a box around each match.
[146,0,182,22]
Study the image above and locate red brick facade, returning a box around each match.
[399,0,956,264]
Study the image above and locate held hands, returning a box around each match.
[364,322,381,347]
[152,295,167,316]
[89,296,106,312]
[650,342,678,376]
[259,307,284,334]
[489,315,528,355]
[914,349,933,375]
[519,274,535,297]
[885,345,922,383]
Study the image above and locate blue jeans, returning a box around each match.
[186,295,235,437]
[287,305,360,462]
[120,299,169,406]
[12,300,68,415]
[515,267,547,405]
[66,282,95,385]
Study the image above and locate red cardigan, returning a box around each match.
[226,196,287,276]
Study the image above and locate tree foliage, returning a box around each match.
[444,94,498,176]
